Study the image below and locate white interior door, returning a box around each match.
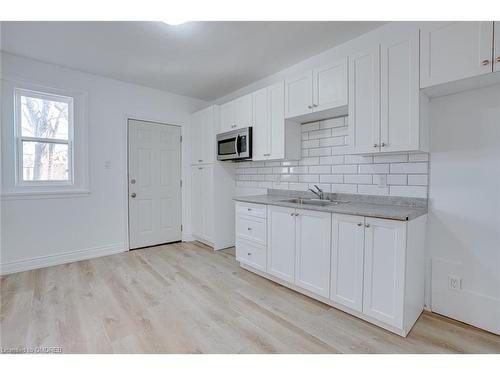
[128,119,182,249]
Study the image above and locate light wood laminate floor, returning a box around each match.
[1,241,499,353]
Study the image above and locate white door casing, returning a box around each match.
[128,120,181,249]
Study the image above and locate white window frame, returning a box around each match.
[14,88,75,186]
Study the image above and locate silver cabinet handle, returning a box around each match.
[247,252,251,256]
[357,223,363,226]
[380,142,386,147]
[290,213,294,216]
[247,208,252,211]
[481,60,490,66]
[373,143,378,148]
[198,159,203,162]
[247,227,252,231]
[130,179,136,184]
[365,223,370,228]
[263,153,271,156]
[312,104,318,107]
[307,105,313,109]
[496,56,500,62]
[295,213,299,216]
[130,193,136,198]
[198,167,203,170]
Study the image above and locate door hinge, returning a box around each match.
[181,225,183,231]
[180,179,182,187]
[180,135,183,143]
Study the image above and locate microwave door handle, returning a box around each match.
[235,135,240,155]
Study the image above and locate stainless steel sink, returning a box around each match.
[279,198,349,206]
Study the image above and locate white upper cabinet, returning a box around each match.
[420,22,494,88]
[285,71,314,118]
[363,217,406,329]
[219,94,253,133]
[312,57,348,112]
[294,209,331,298]
[267,205,296,283]
[349,45,381,154]
[350,28,426,155]
[191,106,217,164]
[285,58,348,120]
[252,81,299,161]
[380,30,420,153]
[495,21,500,73]
[330,214,365,312]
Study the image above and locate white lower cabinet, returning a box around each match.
[235,204,426,337]
[330,214,365,312]
[294,209,331,298]
[362,217,406,328]
[267,205,296,283]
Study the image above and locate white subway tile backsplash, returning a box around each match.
[320,174,344,183]
[309,147,332,157]
[390,162,428,174]
[309,129,332,139]
[387,174,408,185]
[320,117,345,129]
[309,165,332,174]
[390,185,427,198]
[235,115,428,198]
[359,164,389,174]
[289,166,309,174]
[332,164,358,174]
[301,122,319,132]
[407,174,428,186]
[299,174,320,183]
[344,174,373,184]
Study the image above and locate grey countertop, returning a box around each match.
[233,190,428,221]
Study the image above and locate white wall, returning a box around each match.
[428,84,500,335]
[0,52,207,274]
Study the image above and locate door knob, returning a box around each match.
[481,60,490,66]
[130,193,136,198]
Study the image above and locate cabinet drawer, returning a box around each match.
[236,202,267,219]
[236,215,266,244]
[235,238,266,272]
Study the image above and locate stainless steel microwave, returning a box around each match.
[216,127,252,161]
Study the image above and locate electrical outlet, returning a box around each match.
[448,275,462,291]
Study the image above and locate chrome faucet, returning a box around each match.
[309,185,325,200]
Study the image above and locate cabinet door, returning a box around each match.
[349,45,381,154]
[420,22,494,88]
[313,57,348,112]
[267,205,296,283]
[285,71,313,118]
[220,101,235,133]
[190,166,203,237]
[252,87,269,161]
[190,111,202,164]
[268,81,285,159]
[380,30,420,153]
[201,164,214,242]
[494,21,500,73]
[363,217,406,329]
[330,214,365,312]
[234,94,253,129]
[200,107,216,163]
[295,209,331,298]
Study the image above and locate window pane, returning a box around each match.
[22,141,69,181]
[20,94,70,140]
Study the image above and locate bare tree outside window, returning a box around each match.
[16,89,73,183]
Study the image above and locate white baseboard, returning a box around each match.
[0,243,126,275]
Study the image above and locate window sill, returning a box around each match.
[1,190,91,200]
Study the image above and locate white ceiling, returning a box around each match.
[1,21,385,101]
